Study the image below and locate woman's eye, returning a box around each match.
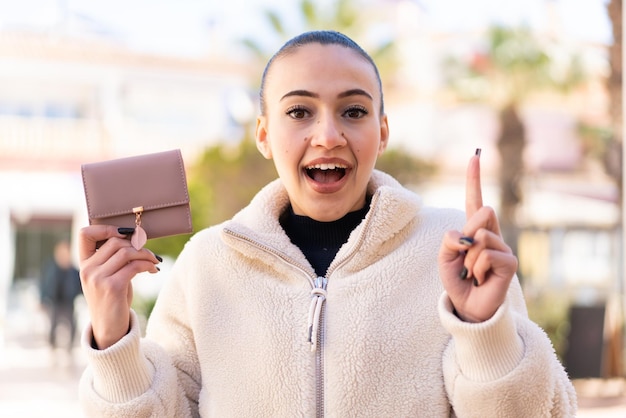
[286,106,309,119]
[344,106,368,119]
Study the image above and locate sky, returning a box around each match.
[0,0,613,58]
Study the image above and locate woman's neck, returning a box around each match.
[279,200,370,277]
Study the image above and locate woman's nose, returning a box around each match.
[310,114,347,149]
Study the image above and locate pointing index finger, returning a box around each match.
[465,148,483,220]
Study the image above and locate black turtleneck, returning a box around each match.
[279,201,370,277]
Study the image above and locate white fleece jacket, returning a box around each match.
[79,170,577,417]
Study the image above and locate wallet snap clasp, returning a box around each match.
[131,206,147,250]
[133,206,144,228]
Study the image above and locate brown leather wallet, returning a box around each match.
[81,149,193,240]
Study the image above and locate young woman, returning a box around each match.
[78,30,576,416]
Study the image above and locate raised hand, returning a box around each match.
[438,150,518,323]
[78,225,161,349]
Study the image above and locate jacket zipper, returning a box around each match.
[223,191,380,418]
[312,276,327,418]
[310,191,381,418]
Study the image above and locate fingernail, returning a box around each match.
[475,148,482,157]
[155,266,161,272]
[459,236,474,246]
[155,254,163,263]
[473,278,479,287]
[118,227,135,235]
[459,267,468,280]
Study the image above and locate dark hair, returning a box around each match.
[259,30,384,116]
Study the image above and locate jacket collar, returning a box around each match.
[221,170,423,275]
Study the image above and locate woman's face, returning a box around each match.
[256,43,389,222]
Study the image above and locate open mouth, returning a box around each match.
[305,162,347,184]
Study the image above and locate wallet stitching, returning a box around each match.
[92,202,190,218]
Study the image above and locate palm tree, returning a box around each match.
[605,0,622,198]
[241,0,395,85]
[443,25,585,260]
[581,0,622,199]
[603,0,623,380]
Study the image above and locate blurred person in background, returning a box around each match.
[39,239,82,359]
[76,31,576,416]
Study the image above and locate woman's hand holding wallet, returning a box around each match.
[78,225,161,349]
[78,150,193,349]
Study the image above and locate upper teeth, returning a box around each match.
[308,163,346,170]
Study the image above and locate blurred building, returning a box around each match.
[0,30,254,341]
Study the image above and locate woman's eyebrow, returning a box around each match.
[337,88,373,101]
[280,90,318,101]
[280,88,373,102]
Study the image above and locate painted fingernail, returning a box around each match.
[155,266,161,272]
[475,148,482,157]
[155,254,163,263]
[118,227,135,235]
[473,278,479,287]
[459,236,474,246]
[459,267,468,280]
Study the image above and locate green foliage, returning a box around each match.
[443,24,586,107]
[266,10,286,36]
[240,38,266,61]
[526,291,571,362]
[300,0,317,27]
[191,138,278,224]
[376,147,437,186]
[334,0,359,29]
[131,293,158,325]
[489,26,550,70]
[577,122,614,159]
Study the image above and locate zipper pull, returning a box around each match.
[314,276,327,291]
[307,276,328,352]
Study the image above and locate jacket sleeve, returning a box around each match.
[78,234,205,417]
[78,310,194,417]
[438,277,577,417]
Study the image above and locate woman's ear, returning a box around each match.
[378,114,389,156]
[255,116,272,159]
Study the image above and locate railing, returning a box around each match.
[0,116,215,166]
[0,116,109,162]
